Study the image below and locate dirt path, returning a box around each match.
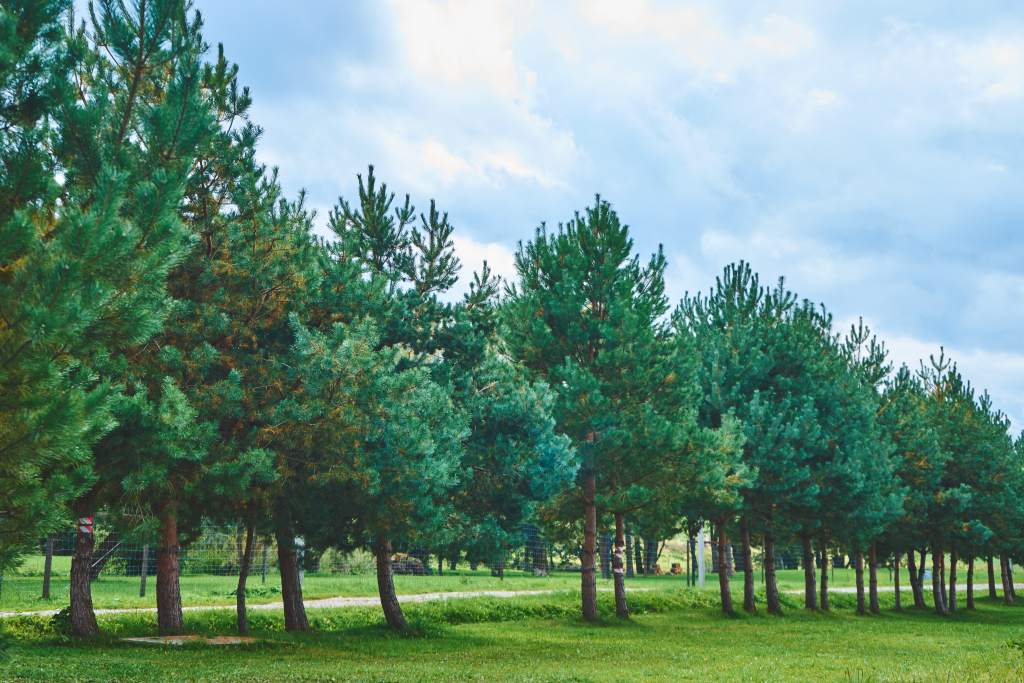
[0,587,639,619]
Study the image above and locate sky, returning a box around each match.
[163,1,1024,425]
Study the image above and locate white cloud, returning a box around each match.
[389,0,537,102]
[746,14,816,57]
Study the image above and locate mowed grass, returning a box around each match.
[2,553,964,613]
[2,588,1023,682]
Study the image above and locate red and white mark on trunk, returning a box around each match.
[78,517,94,534]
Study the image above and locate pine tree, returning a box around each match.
[504,197,737,620]
[1,0,215,635]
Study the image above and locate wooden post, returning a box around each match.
[139,545,149,598]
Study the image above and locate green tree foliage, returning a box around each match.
[0,0,213,614]
[504,197,739,620]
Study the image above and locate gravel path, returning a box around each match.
[4,583,1021,619]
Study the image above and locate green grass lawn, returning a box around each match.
[2,587,1022,682]
[1,555,998,614]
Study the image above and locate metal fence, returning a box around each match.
[0,521,842,610]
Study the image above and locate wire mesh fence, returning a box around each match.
[0,520,857,611]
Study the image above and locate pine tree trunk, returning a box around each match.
[625,532,634,578]
[801,532,816,610]
[855,550,866,615]
[741,516,755,612]
[156,499,184,634]
[600,532,611,580]
[139,545,149,598]
[939,550,948,611]
[581,472,598,620]
[275,516,309,632]
[237,523,254,636]
[893,552,902,611]
[932,548,948,615]
[948,543,957,613]
[872,544,880,614]
[966,556,975,610]
[375,538,408,629]
[910,548,927,608]
[1001,556,1014,606]
[988,556,997,598]
[819,533,830,612]
[613,513,628,619]
[41,536,53,600]
[635,534,645,577]
[69,512,98,636]
[717,520,733,614]
[764,521,782,615]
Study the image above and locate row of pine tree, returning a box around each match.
[2,0,1022,637]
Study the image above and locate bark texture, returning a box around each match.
[988,556,997,598]
[869,542,879,615]
[156,500,184,634]
[276,519,310,632]
[801,533,816,610]
[581,472,598,620]
[69,520,98,636]
[764,525,782,615]
[42,536,53,600]
[819,533,830,611]
[717,521,733,614]
[1001,556,1014,606]
[855,550,866,615]
[741,517,756,613]
[932,549,948,615]
[237,523,254,636]
[966,557,975,610]
[893,552,902,611]
[948,543,957,613]
[375,538,408,629]
[613,513,628,619]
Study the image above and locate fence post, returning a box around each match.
[262,543,268,584]
[139,545,149,597]
[42,536,53,599]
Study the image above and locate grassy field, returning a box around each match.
[1,552,1004,614]
[1,587,1022,682]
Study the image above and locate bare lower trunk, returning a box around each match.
[819,534,830,612]
[988,556,997,598]
[932,548,948,615]
[42,536,53,600]
[581,472,598,620]
[939,551,948,611]
[237,523,254,636]
[1001,556,1014,606]
[893,552,902,611]
[717,520,733,614]
[966,556,975,610]
[801,533,816,610]
[855,550,866,615]
[156,500,184,634]
[908,548,925,608]
[869,542,879,615]
[613,513,628,619]
[69,512,98,636]
[741,516,755,613]
[764,522,782,615]
[275,515,309,632]
[139,545,149,598]
[948,543,957,613]
[375,538,408,629]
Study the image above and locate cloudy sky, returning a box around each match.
[185,0,1023,425]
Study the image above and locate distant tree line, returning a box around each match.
[2,0,1022,637]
